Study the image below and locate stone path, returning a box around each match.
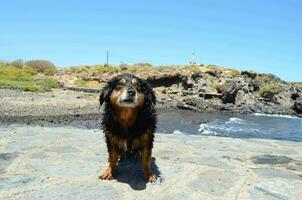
[0,125,302,200]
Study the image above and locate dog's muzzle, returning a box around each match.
[120,88,137,104]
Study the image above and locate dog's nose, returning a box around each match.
[127,89,136,96]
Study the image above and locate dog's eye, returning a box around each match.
[117,82,125,88]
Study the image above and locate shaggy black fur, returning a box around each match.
[99,73,157,153]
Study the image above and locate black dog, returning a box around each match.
[99,73,157,182]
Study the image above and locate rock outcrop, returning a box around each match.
[54,66,302,116]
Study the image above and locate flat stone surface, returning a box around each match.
[0,125,302,200]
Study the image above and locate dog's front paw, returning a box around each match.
[146,174,157,183]
[99,172,113,180]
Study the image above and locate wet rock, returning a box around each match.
[176,101,200,111]
[251,154,293,165]
[0,152,18,173]
[253,168,302,180]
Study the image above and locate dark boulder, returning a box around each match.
[222,87,239,104]
[293,97,302,114]
[291,93,300,100]
[146,74,183,88]
[217,82,239,104]
[181,77,194,90]
[191,72,203,82]
[205,70,221,77]
[241,71,257,79]
[199,93,222,99]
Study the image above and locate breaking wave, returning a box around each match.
[253,113,301,119]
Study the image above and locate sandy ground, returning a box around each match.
[0,89,99,117]
[0,89,176,126]
[1,125,302,200]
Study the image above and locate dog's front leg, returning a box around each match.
[140,147,156,182]
[99,149,119,180]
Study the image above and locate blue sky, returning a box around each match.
[1,0,301,81]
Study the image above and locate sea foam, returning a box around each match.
[253,113,301,119]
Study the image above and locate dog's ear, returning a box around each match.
[99,85,110,105]
[100,76,122,105]
[148,86,156,105]
[141,79,156,105]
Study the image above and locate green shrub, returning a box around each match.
[182,65,201,72]
[23,85,45,92]
[95,65,118,73]
[156,66,178,72]
[0,61,7,66]
[206,64,220,69]
[70,66,89,73]
[0,65,37,81]
[10,59,24,68]
[36,78,58,89]
[127,63,153,72]
[0,79,44,92]
[157,66,167,72]
[255,75,272,83]
[133,63,153,68]
[259,84,282,99]
[228,69,241,77]
[156,66,165,72]
[290,82,302,88]
[74,80,87,87]
[209,81,221,91]
[0,65,57,92]
[119,63,129,71]
[25,60,56,75]
[69,65,118,74]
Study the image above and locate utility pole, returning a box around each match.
[106,50,109,67]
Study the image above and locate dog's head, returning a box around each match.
[100,73,156,108]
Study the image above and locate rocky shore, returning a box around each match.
[55,65,302,117]
[0,88,179,126]
[1,63,302,120]
[1,66,302,200]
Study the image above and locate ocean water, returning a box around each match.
[157,111,302,142]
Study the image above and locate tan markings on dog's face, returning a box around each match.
[110,77,145,127]
[110,87,127,106]
[110,78,144,108]
[131,78,137,85]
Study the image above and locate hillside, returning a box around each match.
[0,61,302,117]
